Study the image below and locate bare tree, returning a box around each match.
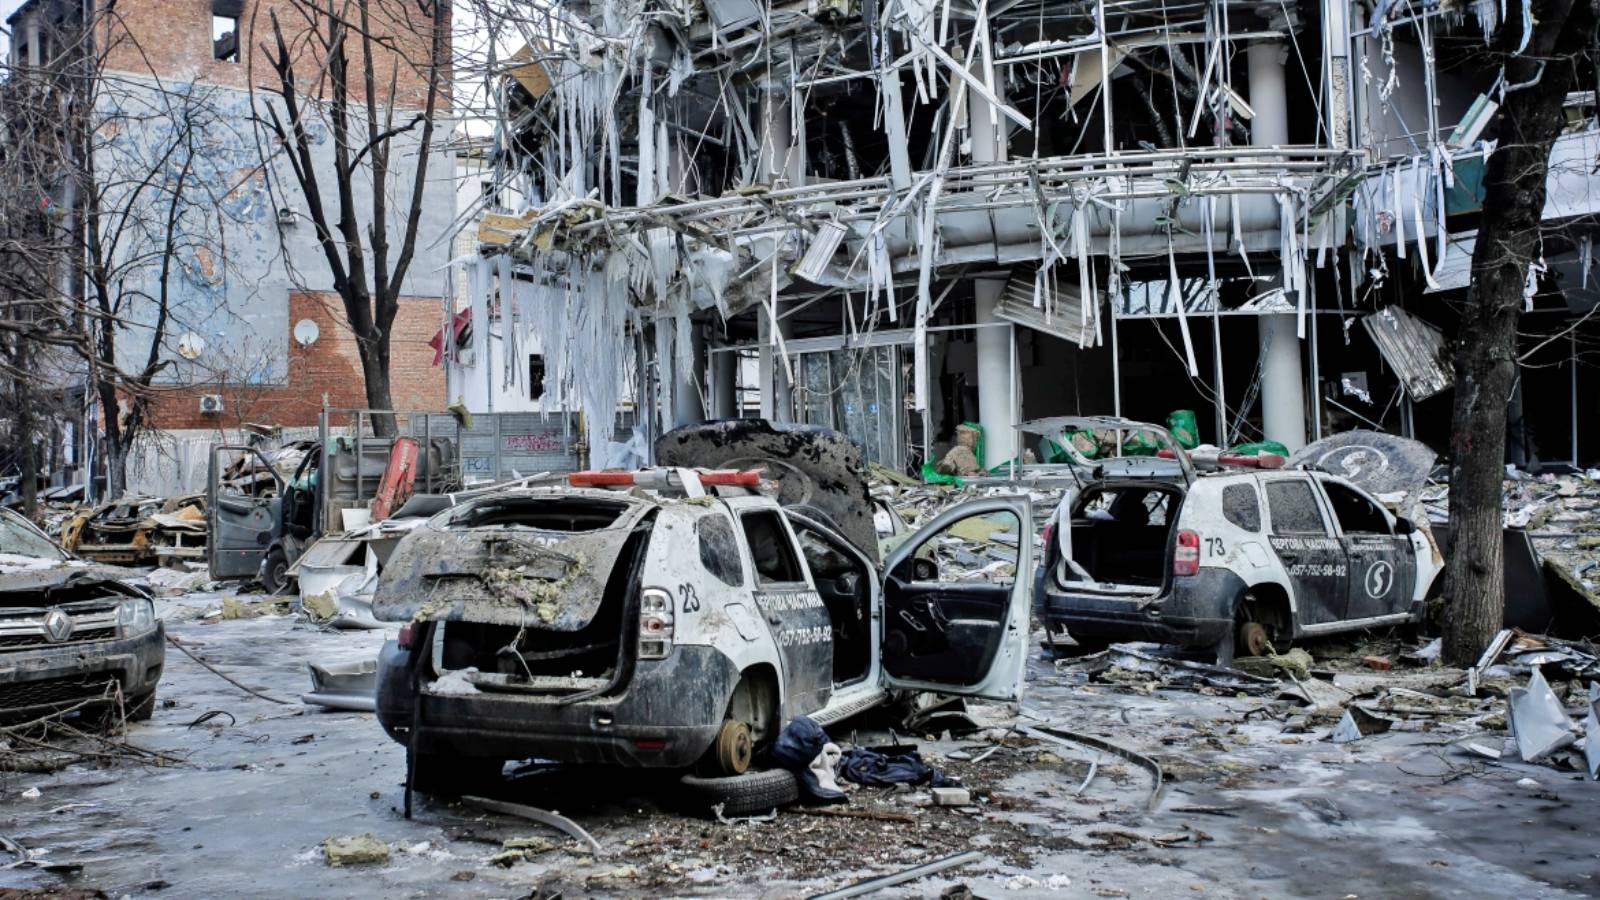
[3,4,260,499]
[250,0,449,434]
[1441,0,1600,663]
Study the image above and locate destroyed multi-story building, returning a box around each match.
[3,0,453,497]
[448,0,1598,472]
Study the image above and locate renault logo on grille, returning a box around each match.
[43,609,74,643]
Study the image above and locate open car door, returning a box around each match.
[878,496,1033,701]
[207,445,284,581]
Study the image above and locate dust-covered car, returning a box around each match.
[0,508,164,722]
[373,421,1033,805]
[1033,420,1444,663]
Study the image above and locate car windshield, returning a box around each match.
[0,513,68,561]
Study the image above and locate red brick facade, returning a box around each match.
[101,0,450,108]
[143,291,445,429]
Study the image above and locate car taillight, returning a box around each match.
[639,588,674,660]
[1174,530,1200,577]
[398,623,414,649]
[1041,522,1056,560]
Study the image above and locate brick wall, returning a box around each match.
[100,0,450,108]
[143,291,445,429]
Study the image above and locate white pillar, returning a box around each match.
[757,310,794,422]
[1249,40,1305,452]
[975,278,1018,468]
[671,320,706,426]
[1247,41,1289,147]
[712,348,737,419]
[758,93,801,186]
[1258,314,1306,452]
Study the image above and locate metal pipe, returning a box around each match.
[808,852,984,900]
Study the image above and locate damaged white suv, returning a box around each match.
[374,421,1033,796]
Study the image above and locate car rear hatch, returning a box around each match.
[373,490,655,696]
[1048,479,1187,601]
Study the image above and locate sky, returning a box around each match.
[0,0,27,58]
[0,0,17,58]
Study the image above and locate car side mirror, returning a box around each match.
[1394,517,1413,535]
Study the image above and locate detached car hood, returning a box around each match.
[656,420,880,564]
[1289,431,1436,502]
[372,499,653,628]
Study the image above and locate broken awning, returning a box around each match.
[655,420,880,564]
[1288,430,1436,502]
[371,497,653,627]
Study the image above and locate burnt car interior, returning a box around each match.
[438,523,651,682]
[792,523,871,684]
[1069,485,1182,586]
[432,497,648,684]
[882,511,1017,686]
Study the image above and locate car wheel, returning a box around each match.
[678,769,799,818]
[126,691,157,722]
[261,547,290,593]
[410,751,506,797]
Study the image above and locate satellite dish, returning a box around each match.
[294,319,320,347]
[177,332,205,360]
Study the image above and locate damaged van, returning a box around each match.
[373,421,1032,805]
[1032,419,1444,663]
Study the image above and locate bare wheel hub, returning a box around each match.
[713,719,753,775]
[1238,621,1271,658]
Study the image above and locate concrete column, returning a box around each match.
[965,42,1007,165]
[671,319,706,426]
[758,93,800,187]
[757,310,795,422]
[975,278,1018,468]
[1247,41,1289,147]
[711,348,738,419]
[1249,40,1306,452]
[1258,314,1306,452]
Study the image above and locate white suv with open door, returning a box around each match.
[1032,420,1444,663]
[374,421,1032,802]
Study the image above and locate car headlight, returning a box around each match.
[118,598,155,635]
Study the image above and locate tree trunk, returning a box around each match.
[358,330,397,437]
[1441,0,1588,665]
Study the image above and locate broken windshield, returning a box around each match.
[0,511,68,562]
[442,495,632,531]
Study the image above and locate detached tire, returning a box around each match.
[679,768,799,818]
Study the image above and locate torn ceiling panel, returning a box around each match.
[1361,306,1453,402]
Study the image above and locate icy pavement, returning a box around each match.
[2,592,1597,898]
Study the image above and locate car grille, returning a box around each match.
[0,604,120,649]
[0,675,119,711]
[0,626,119,649]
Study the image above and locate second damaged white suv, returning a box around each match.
[374,421,1032,802]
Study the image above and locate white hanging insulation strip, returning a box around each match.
[1166,235,1200,376]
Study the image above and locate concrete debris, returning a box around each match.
[323,834,391,866]
[1234,648,1316,681]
